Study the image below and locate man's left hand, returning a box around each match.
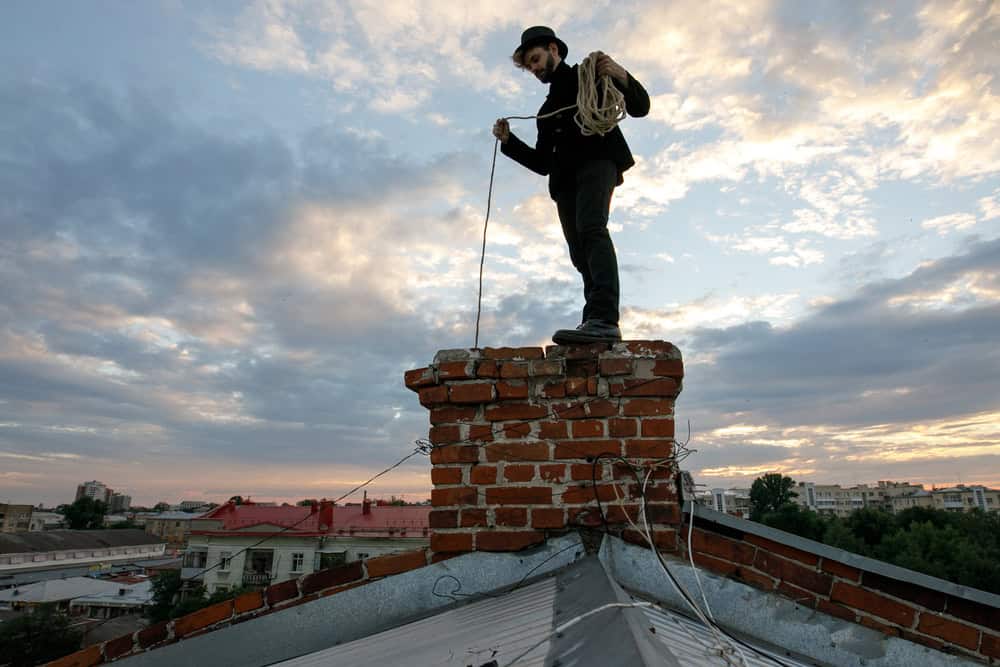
[594,51,628,85]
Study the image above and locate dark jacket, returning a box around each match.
[501,60,650,198]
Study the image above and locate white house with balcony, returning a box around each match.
[184,498,430,594]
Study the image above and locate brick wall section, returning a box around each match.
[405,341,684,556]
[682,522,1000,664]
[45,548,435,666]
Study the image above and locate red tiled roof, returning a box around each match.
[194,502,429,534]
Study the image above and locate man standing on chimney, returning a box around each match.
[493,26,650,344]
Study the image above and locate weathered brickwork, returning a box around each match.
[405,342,685,556]
[682,523,1000,664]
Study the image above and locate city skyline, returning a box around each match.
[2,1,998,507]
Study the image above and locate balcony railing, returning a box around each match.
[242,571,271,587]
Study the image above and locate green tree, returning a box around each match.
[297,499,318,507]
[63,496,107,529]
[228,495,245,505]
[759,503,829,541]
[749,474,797,521]
[0,603,83,666]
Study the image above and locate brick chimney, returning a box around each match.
[405,341,684,555]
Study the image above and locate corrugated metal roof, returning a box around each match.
[0,577,126,603]
[0,529,163,554]
[272,575,558,666]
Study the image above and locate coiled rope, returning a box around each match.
[474,52,628,348]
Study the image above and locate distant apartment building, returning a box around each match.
[109,493,132,513]
[177,500,213,512]
[695,488,752,519]
[184,498,430,595]
[75,481,112,504]
[0,504,33,533]
[142,511,202,548]
[0,530,166,585]
[793,480,998,517]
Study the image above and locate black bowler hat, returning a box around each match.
[513,26,568,63]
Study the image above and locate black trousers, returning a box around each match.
[554,159,620,325]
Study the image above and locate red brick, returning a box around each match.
[539,464,566,482]
[733,566,776,591]
[430,406,478,424]
[470,465,497,484]
[623,399,673,416]
[431,552,459,564]
[754,551,833,595]
[477,360,500,378]
[429,424,461,444]
[586,400,618,417]
[565,377,589,396]
[623,378,679,397]
[688,528,756,565]
[450,382,496,404]
[624,439,673,458]
[266,579,300,606]
[652,358,684,378]
[622,341,680,356]
[551,402,587,419]
[365,550,428,578]
[437,361,473,380]
[137,621,169,648]
[622,528,677,551]
[539,420,568,438]
[47,645,102,667]
[641,418,675,437]
[565,359,599,377]
[541,380,567,398]
[860,614,902,637]
[431,486,478,506]
[817,599,858,622]
[901,629,947,652]
[572,420,604,438]
[485,441,550,462]
[503,422,532,438]
[643,502,680,523]
[419,385,448,406]
[431,467,463,485]
[404,367,436,389]
[302,561,365,595]
[599,357,633,375]
[496,380,529,399]
[484,403,548,421]
[461,508,488,527]
[917,613,981,650]
[476,531,545,552]
[175,600,234,637]
[571,463,605,481]
[468,424,495,442]
[233,590,264,614]
[982,632,1000,659]
[495,507,528,526]
[945,596,1000,632]
[562,483,623,504]
[103,633,135,660]
[429,509,458,528]
[691,551,738,577]
[567,506,603,527]
[631,483,675,501]
[430,532,474,552]
[503,464,535,482]
[604,504,641,524]
[554,439,622,459]
[820,558,861,582]
[609,418,637,437]
[587,377,599,394]
[483,347,544,360]
[745,534,820,566]
[430,445,480,465]
[499,361,529,378]
[830,582,916,627]
[532,507,566,528]
[485,486,552,505]
[530,359,563,376]
[863,572,946,611]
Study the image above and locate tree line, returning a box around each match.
[748,473,1000,595]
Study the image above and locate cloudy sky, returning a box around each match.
[1,1,998,507]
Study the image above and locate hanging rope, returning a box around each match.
[474,52,628,349]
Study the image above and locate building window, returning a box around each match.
[291,553,304,572]
[219,551,232,571]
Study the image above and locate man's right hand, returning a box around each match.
[492,118,510,144]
